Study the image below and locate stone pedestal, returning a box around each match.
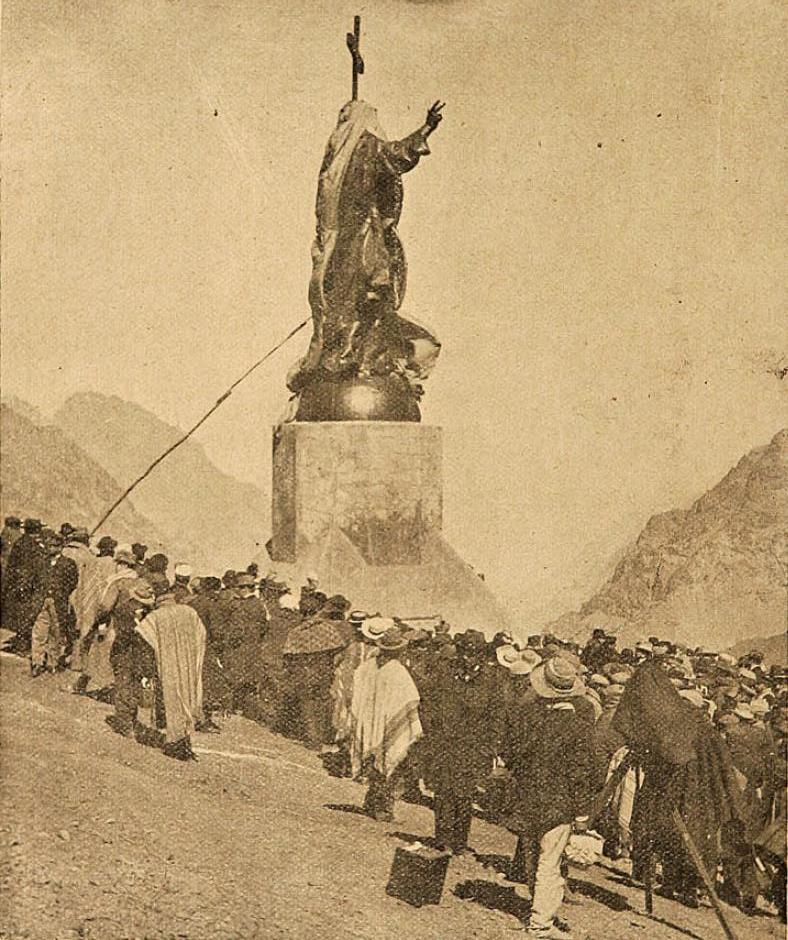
[271,422,442,565]
[268,421,512,636]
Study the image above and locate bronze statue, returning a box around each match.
[288,19,444,422]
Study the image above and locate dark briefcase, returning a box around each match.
[386,844,451,907]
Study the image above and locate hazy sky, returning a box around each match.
[2,0,785,624]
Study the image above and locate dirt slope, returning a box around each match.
[0,655,781,940]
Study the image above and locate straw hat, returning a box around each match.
[510,649,542,676]
[530,657,585,699]
[496,644,522,668]
[733,703,755,722]
[679,688,706,708]
[361,616,395,642]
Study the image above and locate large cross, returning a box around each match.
[346,15,364,101]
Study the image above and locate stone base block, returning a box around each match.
[270,422,442,566]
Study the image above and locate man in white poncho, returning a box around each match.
[348,622,423,821]
[136,587,206,761]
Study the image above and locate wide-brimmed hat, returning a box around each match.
[589,673,610,688]
[127,582,155,607]
[530,657,585,699]
[68,527,90,544]
[235,573,256,588]
[496,644,522,668]
[115,548,136,565]
[361,616,395,641]
[733,703,755,722]
[376,626,409,652]
[97,535,117,552]
[510,649,542,676]
[679,688,706,708]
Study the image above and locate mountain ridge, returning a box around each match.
[551,429,788,649]
[53,392,269,573]
[0,403,170,552]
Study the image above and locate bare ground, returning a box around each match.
[0,653,782,940]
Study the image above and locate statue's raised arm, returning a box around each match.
[288,99,445,422]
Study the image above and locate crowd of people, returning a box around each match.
[1,513,786,939]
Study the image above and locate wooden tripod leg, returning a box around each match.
[670,809,740,940]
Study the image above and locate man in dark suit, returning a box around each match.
[501,656,596,940]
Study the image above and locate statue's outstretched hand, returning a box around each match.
[426,100,445,131]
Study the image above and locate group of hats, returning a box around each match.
[496,644,542,676]
[495,643,588,698]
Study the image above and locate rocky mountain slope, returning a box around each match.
[53,392,269,573]
[726,631,788,667]
[0,403,168,551]
[552,429,788,650]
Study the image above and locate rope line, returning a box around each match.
[90,318,309,536]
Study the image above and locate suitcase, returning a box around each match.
[386,844,451,907]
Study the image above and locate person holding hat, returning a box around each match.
[500,656,596,939]
[1,516,49,654]
[419,628,502,854]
